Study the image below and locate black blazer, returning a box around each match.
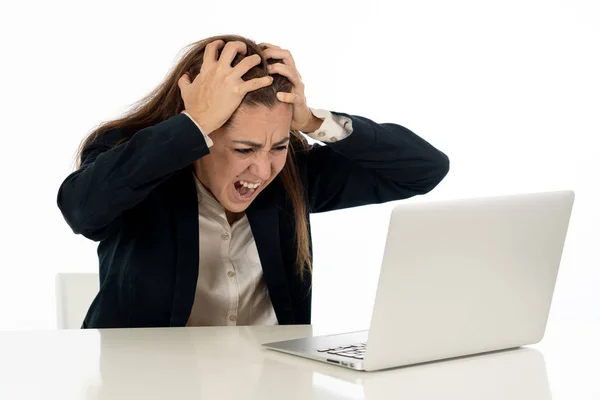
[57,111,450,329]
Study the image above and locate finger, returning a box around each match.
[268,62,303,87]
[203,39,225,65]
[276,92,297,103]
[219,41,248,68]
[231,54,263,79]
[241,76,274,93]
[177,73,191,89]
[262,48,295,68]
[258,42,281,50]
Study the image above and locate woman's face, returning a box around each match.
[193,103,293,216]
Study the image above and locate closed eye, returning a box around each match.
[234,146,288,155]
[235,148,254,155]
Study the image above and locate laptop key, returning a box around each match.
[322,343,365,355]
[327,350,352,355]
[336,352,358,357]
[319,345,350,352]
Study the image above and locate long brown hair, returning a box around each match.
[75,34,312,280]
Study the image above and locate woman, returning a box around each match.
[57,34,450,329]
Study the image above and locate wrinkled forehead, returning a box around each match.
[225,104,292,142]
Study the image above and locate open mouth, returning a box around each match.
[233,179,262,201]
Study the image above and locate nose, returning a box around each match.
[248,154,272,182]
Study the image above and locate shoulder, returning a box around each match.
[80,126,141,165]
[86,126,136,150]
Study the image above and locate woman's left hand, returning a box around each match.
[259,42,322,133]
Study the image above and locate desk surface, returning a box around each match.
[0,321,598,399]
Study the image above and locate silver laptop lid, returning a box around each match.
[364,190,574,371]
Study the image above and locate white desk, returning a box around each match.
[0,321,598,399]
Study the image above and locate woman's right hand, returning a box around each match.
[178,40,273,135]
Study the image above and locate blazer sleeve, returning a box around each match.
[303,110,450,214]
[56,113,210,241]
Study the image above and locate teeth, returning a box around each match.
[239,180,261,189]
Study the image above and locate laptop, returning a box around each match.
[262,190,575,371]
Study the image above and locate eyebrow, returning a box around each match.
[232,136,290,148]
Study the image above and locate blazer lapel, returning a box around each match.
[246,181,295,324]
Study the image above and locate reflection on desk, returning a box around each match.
[263,343,549,400]
[0,323,597,399]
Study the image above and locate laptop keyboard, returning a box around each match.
[317,343,366,360]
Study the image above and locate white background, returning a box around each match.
[0,0,597,333]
